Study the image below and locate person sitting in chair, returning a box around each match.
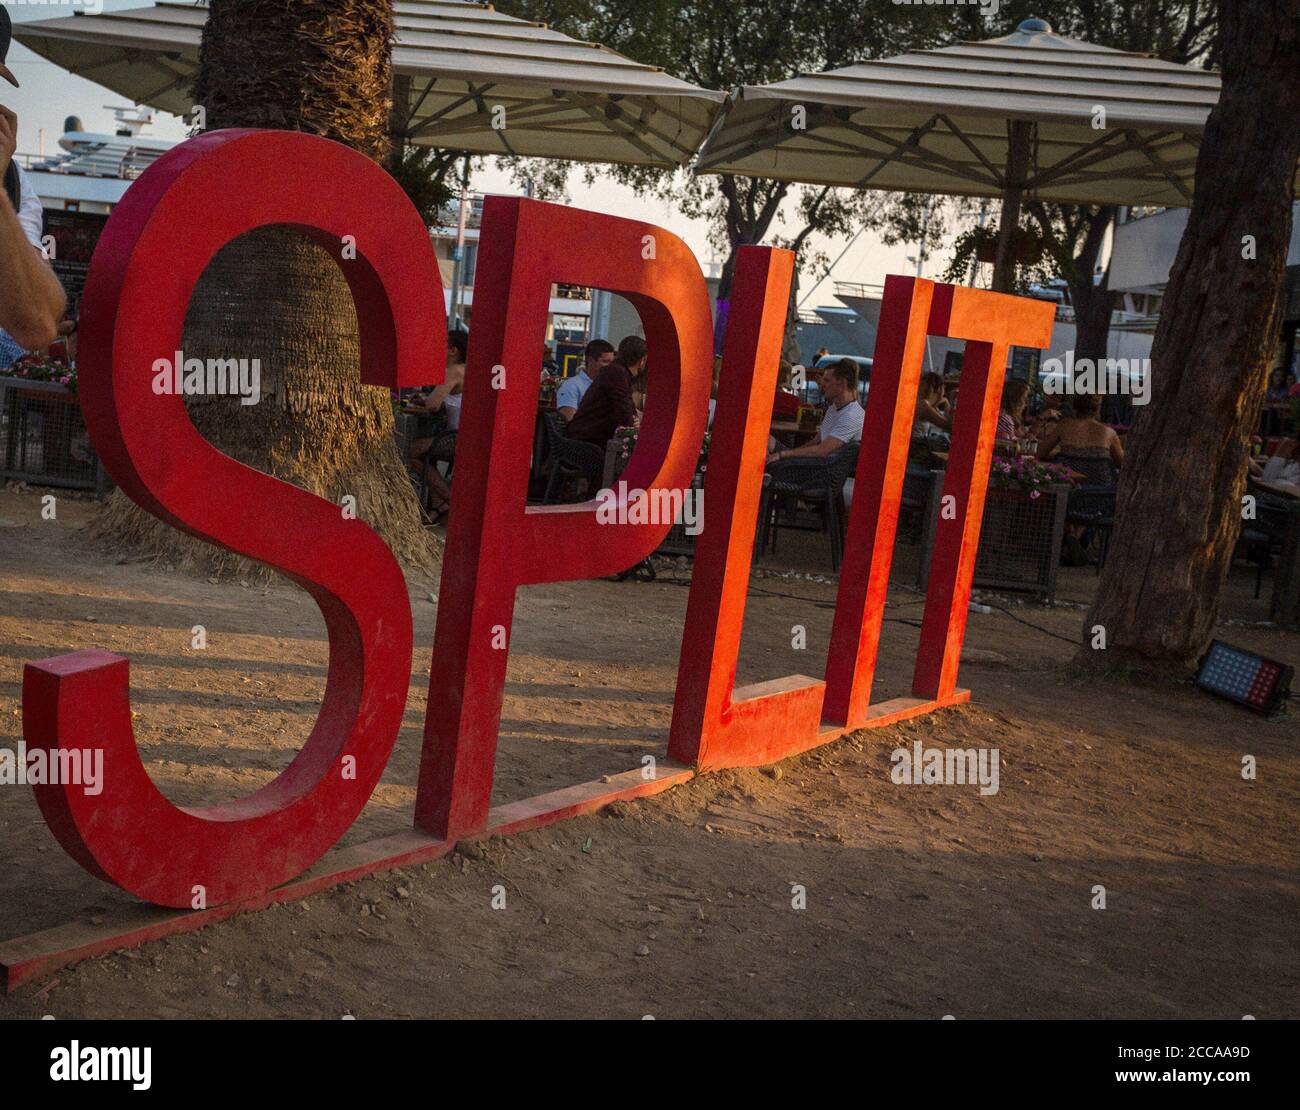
[555,338,614,421]
[1036,392,1123,473]
[765,358,864,466]
[915,371,952,435]
[1249,439,1300,489]
[564,335,646,450]
[410,329,467,522]
[997,379,1031,446]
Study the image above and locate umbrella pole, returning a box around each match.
[448,156,472,330]
[992,121,1032,293]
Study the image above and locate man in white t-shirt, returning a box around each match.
[1,12,66,359]
[766,358,865,466]
[555,338,614,421]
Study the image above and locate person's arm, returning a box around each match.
[1036,424,1060,460]
[420,364,464,413]
[1108,428,1125,468]
[554,376,578,420]
[918,399,952,430]
[767,435,844,464]
[418,386,449,413]
[0,110,65,349]
[611,368,638,427]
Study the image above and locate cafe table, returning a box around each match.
[771,419,818,447]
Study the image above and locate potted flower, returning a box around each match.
[7,353,78,395]
[987,456,1077,498]
[613,425,709,479]
[970,456,1077,599]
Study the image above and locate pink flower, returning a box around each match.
[1030,490,1041,499]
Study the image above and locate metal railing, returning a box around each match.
[0,376,103,492]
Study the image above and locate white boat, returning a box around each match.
[19,106,176,216]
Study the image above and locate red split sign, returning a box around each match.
[21,130,1054,910]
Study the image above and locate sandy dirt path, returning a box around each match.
[0,487,1295,1018]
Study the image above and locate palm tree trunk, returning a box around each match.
[94,0,436,579]
[1085,0,1300,671]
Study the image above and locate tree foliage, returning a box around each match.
[496,0,956,299]
[491,0,1219,321]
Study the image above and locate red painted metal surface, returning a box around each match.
[824,275,937,728]
[9,129,1061,939]
[667,246,826,770]
[912,284,1055,699]
[1,760,691,993]
[413,196,713,841]
[23,130,443,908]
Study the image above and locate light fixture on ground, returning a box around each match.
[1195,640,1293,716]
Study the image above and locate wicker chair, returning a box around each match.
[899,463,938,543]
[540,409,565,462]
[1057,450,1115,487]
[1065,485,1117,572]
[403,408,453,513]
[1240,492,1293,599]
[1058,451,1118,573]
[757,442,860,572]
[543,413,607,504]
[429,429,457,471]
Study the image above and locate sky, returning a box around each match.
[3,0,934,309]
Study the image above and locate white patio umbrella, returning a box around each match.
[15,0,724,168]
[694,17,1267,291]
[16,0,725,325]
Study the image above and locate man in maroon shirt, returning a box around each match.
[564,334,647,448]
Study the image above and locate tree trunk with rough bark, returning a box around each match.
[1068,207,1117,366]
[1072,269,1113,366]
[1085,0,1300,671]
[93,0,437,580]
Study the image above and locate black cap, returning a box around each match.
[1,8,18,89]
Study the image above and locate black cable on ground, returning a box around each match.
[979,600,1080,646]
[633,565,1079,645]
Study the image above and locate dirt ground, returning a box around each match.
[0,484,1295,1019]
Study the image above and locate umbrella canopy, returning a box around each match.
[696,18,1232,209]
[15,0,723,168]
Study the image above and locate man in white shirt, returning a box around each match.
[555,338,614,421]
[1249,440,1300,489]
[1,13,66,358]
[766,358,865,465]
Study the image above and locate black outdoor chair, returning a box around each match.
[1058,452,1118,573]
[429,429,458,473]
[899,462,937,543]
[1057,450,1115,487]
[1240,491,1293,599]
[542,413,606,504]
[405,427,457,517]
[756,442,860,572]
[1065,485,1117,573]
[540,409,565,463]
